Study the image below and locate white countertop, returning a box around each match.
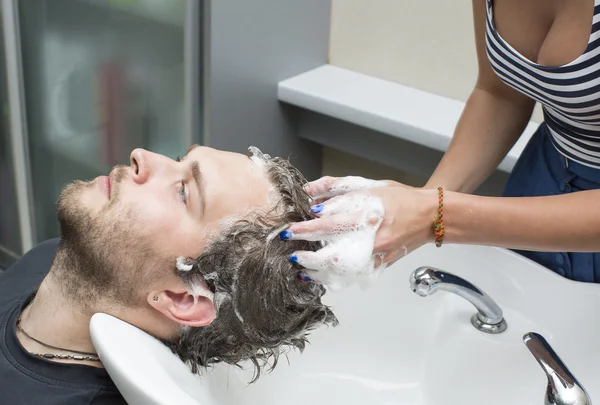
[278,65,540,173]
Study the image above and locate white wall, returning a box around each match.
[330,0,478,103]
[322,0,542,180]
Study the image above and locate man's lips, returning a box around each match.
[98,175,111,199]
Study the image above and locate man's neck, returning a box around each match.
[17,268,100,363]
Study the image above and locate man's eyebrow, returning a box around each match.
[190,160,206,216]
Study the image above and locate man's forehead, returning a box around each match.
[183,144,201,159]
[182,145,275,178]
[182,144,240,161]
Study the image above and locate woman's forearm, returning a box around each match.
[428,189,600,252]
[425,87,534,194]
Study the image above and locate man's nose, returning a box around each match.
[129,148,151,184]
[130,148,180,184]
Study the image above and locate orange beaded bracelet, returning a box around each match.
[432,187,445,247]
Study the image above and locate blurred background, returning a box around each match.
[1,0,193,268]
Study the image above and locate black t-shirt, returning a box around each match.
[0,239,127,404]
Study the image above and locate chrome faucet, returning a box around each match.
[523,332,592,405]
[409,266,507,334]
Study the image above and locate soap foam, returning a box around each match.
[175,257,215,303]
[246,146,280,209]
[315,176,388,200]
[247,146,271,168]
[176,256,193,272]
[190,282,214,302]
[302,193,385,292]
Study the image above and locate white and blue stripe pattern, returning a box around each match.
[485,0,600,168]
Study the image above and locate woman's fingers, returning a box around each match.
[373,254,384,269]
[305,176,340,200]
[305,176,388,201]
[292,249,386,288]
[291,248,381,275]
[290,247,341,274]
[285,192,384,242]
[309,194,364,217]
[379,247,410,267]
[281,211,364,243]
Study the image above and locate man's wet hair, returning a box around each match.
[174,150,338,381]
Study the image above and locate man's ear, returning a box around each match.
[148,287,215,327]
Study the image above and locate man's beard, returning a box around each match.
[54,175,145,309]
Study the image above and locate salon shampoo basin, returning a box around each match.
[90,313,212,405]
[91,244,600,405]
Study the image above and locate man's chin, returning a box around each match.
[57,180,96,238]
[59,179,93,199]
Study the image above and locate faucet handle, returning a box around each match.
[523,332,592,405]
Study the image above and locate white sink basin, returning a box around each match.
[91,244,600,405]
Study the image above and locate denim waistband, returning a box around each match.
[539,124,600,189]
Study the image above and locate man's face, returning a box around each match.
[57,145,274,304]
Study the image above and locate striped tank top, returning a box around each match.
[485,0,600,168]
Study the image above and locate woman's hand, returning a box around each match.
[282,176,437,276]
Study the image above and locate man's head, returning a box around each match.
[54,145,336,377]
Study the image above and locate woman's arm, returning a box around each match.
[281,1,600,269]
[425,0,535,194]
[428,189,600,252]
[283,178,600,271]
[421,2,600,252]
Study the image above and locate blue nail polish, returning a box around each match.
[298,273,312,281]
[289,255,299,264]
[280,230,293,240]
[310,204,324,214]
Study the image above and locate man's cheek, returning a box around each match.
[139,202,185,235]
